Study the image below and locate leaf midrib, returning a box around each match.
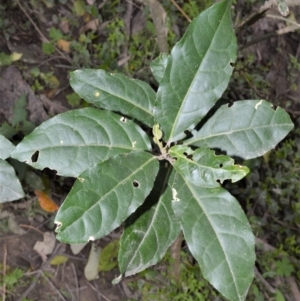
[183,180,241,299]
[186,122,293,144]
[168,4,229,143]
[57,155,157,238]
[78,76,154,118]
[123,166,173,273]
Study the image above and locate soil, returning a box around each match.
[0,1,300,301]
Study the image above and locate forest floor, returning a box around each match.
[0,1,300,301]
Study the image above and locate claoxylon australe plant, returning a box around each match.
[2,1,294,300]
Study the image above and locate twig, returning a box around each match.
[121,0,133,66]
[71,262,79,301]
[16,0,73,65]
[235,0,300,33]
[42,273,67,301]
[136,0,169,53]
[16,243,63,301]
[266,13,300,28]
[170,0,191,23]
[64,283,76,301]
[19,224,44,235]
[240,24,299,50]
[2,244,7,301]
[85,281,113,301]
[254,266,277,294]
[287,277,300,301]
[16,0,47,42]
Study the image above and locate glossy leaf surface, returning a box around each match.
[0,159,24,202]
[0,135,15,160]
[118,165,180,277]
[185,100,294,159]
[11,108,151,177]
[170,145,249,186]
[172,172,255,301]
[70,69,156,127]
[154,0,237,143]
[55,151,159,243]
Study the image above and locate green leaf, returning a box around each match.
[185,100,294,159]
[99,240,119,272]
[0,135,15,160]
[154,0,237,144]
[150,53,169,84]
[11,108,151,177]
[171,172,255,301]
[275,257,294,277]
[118,165,180,278]
[74,0,85,16]
[70,69,156,127]
[50,255,69,265]
[49,27,63,41]
[0,159,24,202]
[11,95,27,127]
[0,52,13,66]
[55,151,159,243]
[0,122,18,140]
[169,145,249,186]
[42,42,56,55]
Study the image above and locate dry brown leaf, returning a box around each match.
[33,232,56,262]
[79,19,99,34]
[57,39,70,53]
[59,19,70,34]
[34,190,59,212]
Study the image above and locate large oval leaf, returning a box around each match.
[55,151,159,244]
[0,135,15,160]
[11,108,151,177]
[118,165,180,278]
[185,100,294,159]
[170,145,249,186]
[0,159,24,202]
[154,0,237,144]
[172,172,255,301]
[70,70,156,127]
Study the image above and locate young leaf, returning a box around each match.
[99,240,119,272]
[150,53,169,84]
[172,172,255,301]
[0,159,24,202]
[55,151,159,244]
[154,0,237,144]
[70,70,156,127]
[118,165,180,278]
[185,100,294,159]
[169,145,249,186]
[0,135,15,160]
[11,108,151,177]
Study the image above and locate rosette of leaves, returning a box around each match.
[10,1,293,300]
